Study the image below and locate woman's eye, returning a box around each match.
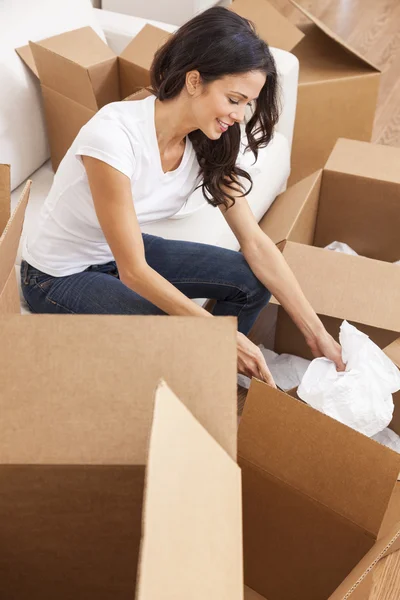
[228,98,239,105]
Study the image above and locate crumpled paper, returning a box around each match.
[297,321,400,437]
[238,345,310,391]
[325,241,400,264]
[372,428,400,454]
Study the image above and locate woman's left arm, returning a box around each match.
[220,193,346,371]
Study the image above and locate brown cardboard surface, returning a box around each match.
[0,318,238,598]
[29,41,100,110]
[325,138,400,184]
[278,242,400,334]
[291,73,380,183]
[231,0,304,52]
[41,86,96,171]
[314,171,400,262]
[0,179,30,310]
[232,0,381,183]
[136,382,242,600]
[258,170,321,245]
[290,0,379,72]
[35,26,116,69]
[0,269,21,315]
[119,25,171,99]
[0,164,10,235]
[17,25,169,169]
[239,380,400,537]
[238,379,400,600]
[0,316,237,460]
[15,44,39,77]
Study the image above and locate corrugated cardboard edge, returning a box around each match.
[136,380,243,600]
[328,522,400,599]
[0,179,31,294]
[15,45,39,78]
[290,0,380,72]
[0,165,11,234]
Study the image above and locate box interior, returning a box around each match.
[238,379,400,600]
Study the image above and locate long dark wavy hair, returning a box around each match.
[149,6,280,209]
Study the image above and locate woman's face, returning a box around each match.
[189,71,267,140]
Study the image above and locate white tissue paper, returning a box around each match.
[325,241,400,264]
[372,428,400,454]
[325,241,359,256]
[237,346,311,391]
[297,321,400,437]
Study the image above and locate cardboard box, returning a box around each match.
[231,0,381,184]
[0,315,239,598]
[16,24,171,170]
[253,138,400,432]
[2,312,399,600]
[239,377,400,600]
[0,165,30,314]
[257,138,400,357]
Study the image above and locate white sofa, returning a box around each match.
[2,0,299,313]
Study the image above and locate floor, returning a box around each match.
[238,3,400,597]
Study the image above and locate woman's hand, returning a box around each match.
[237,331,276,388]
[306,329,346,371]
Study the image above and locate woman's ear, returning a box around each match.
[185,70,202,96]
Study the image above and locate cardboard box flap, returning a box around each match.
[327,521,400,599]
[238,379,400,537]
[0,315,238,461]
[32,27,115,70]
[15,45,39,78]
[231,0,304,52]
[325,138,400,184]
[279,242,400,333]
[0,180,30,294]
[384,338,400,368]
[0,165,11,234]
[258,170,321,245]
[120,24,171,71]
[29,40,99,110]
[290,0,380,72]
[136,381,242,600]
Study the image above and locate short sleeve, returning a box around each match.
[75,117,136,179]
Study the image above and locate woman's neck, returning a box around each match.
[154,94,197,153]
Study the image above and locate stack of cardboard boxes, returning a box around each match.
[2,0,400,598]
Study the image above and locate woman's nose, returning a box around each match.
[229,108,245,124]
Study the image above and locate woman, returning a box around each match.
[21,7,345,385]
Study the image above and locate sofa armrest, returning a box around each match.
[95,8,298,152]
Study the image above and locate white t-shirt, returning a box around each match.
[23,95,200,276]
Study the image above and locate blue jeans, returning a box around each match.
[21,233,271,335]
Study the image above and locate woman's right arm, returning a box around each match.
[83,156,276,387]
[83,156,212,318]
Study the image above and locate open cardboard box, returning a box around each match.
[253,138,400,431]
[0,165,31,314]
[239,377,400,600]
[0,315,240,598]
[2,313,400,600]
[16,24,171,170]
[231,0,381,184]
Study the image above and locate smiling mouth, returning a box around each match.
[216,118,230,132]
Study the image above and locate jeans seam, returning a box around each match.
[32,281,77,314]
[169,279,251,296]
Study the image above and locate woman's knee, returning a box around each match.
[241,257,271,307]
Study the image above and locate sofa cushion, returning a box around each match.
[0,0,105,192]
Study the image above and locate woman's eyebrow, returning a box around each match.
[229,91,258,101]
